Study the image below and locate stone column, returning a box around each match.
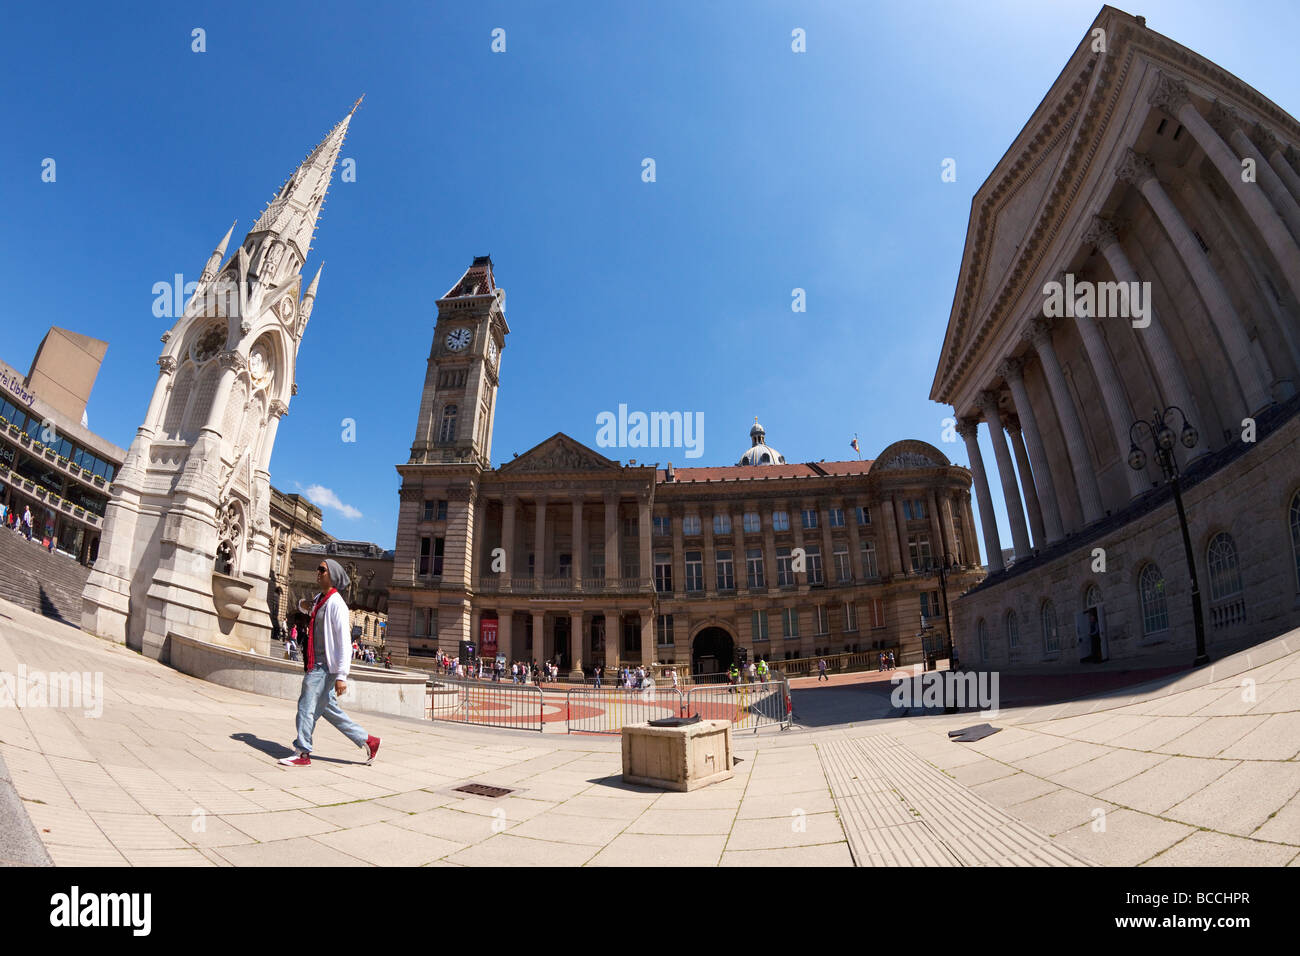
[819,501,835,583]
[1116,144,1272,412]
[570,495,584,589]
[978,391,1031,559]
[846,501,864,579]
[531,610,545,666]
[762,507,778,592]
[701,505,716,595]
[731,509,746,587]
[637,493,652,588]
[532,494,547,582]
[1061,275,1149,499]
[640,610,654,665]
[1026,320,1105,525]
[1083,217,1208,458]
[1004,418,1045,547]
[927,490,946,564]
[471,496,486,590]
[940,494,960,566]
[879,495,903,578]
[1211,105,1300,242]
[143,356,178,434]
[893,497,910,572]
[1256,125,1300,205]
[568,609,584,677]
[501,495,516,589]
[957,418,1003,574]
[961,492,980,566]
[603,493,619,589]
[606,611,620,669]
[498,612,513,662]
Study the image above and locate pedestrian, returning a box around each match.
[279,559,380,768]
[594,665,602,690]
[817,658,828,682]
[22,506,33,541]
[671,667,679,691]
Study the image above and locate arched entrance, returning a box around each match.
[692,626,735,677]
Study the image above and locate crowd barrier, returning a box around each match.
[427,676,545,732]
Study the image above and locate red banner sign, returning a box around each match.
[480,618,498,658]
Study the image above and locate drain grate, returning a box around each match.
[454,783,514,799]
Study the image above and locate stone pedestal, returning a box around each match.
[621,719,733,791]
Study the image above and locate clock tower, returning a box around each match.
[409,256,508,466]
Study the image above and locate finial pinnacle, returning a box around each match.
[351,94,365,115]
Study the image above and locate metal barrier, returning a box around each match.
[564,684,687,734]
[566,678,792,734]
[428,676,545,732]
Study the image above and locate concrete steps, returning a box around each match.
[0,528,89,627]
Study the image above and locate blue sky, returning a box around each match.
[3,1,1298,551]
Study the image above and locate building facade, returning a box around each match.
[931,8,1300,666]
[0,333,123,564]
[287,539,392,649]
[388,258,984,673]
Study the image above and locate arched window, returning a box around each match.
[1041,600,1060,654]
[1291,492,1300,592]
[1005,609,1019,649]
[1084,583,1102,610]
[1207,532,1246,630]
[977,618,988,663]
[1207,533,1242,602]
[1139,563,1169,637]
[438,404,457,444]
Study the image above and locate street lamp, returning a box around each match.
[928,552,959,713]
[1128,406,1209,667]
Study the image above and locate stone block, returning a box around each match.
[621,719,733,792]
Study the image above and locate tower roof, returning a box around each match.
[248,98,361,262]
[443,255,497,298]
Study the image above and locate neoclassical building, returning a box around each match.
[387,258,983,674]
[931,8,1300,666]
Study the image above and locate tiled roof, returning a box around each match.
[656,460,874,483]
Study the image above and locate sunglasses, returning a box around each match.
[317,566,328,573]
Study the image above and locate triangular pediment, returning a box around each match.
[498,432,621,474]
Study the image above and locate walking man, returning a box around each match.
[817,658,828,682]
[279,559,380,768]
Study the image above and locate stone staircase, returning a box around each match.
[0,527,89,627]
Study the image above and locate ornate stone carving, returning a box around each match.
[1254,124,1281,157]
[508,439,614,473]
[955,419,980,442]
[1115,148,1156,188]
[978,390,1002,414]
[397,486,423,503]
[997,356,1024,383]
[239,317,252,336]
[218,349,247,373]
[1004,415,1023,435]
[879,452,943,470]
[193,324,225,363]
[1208,99,1241,139]
[1027,317,1057,349]
[268,399,289,419]
[1082,215,1119,251]
[158,355,178,374]
[1148,72,1190,116]
[1287,145,1299,168]
[160,330,172,344]
[291,381,299,396]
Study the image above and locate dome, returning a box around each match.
[738,420,787,465]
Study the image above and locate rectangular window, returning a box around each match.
[815,606,829,635]
[715,550,735,590]
[654,552,672,593]
[437,500,448,521]
[908,534,932,572]
[624,619,641,653]
[801,508,818,529]
[413,607,427,636]
[653,515,670,537]
[623,517,638,538]
[782,608,799,639]
[776,546,794,586]
[433,537,445,576]
[860,541,878,578]
[683,514,701,536]
[419,536,431,576]
[657,614,674,645]
[558,553,572,578]
[845,603,858,632]
[591,550,604,581]
[805,544,823,585]
[743,512,761,533]
[422,500,435,521]
[713,513,732,535]
[772,511,790,532]
[746,548,764,589]
[751,610,769,641]
[828,508,845,528]
[833,546,851,583]
[868,598,885,629]
[903,499,927,521]
[685,551,703,592]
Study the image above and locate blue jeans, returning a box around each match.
[293,663,368,755]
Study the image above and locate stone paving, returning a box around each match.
[1,596,1297,867]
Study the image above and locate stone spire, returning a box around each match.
[245,97,361,279]
[201,221,237,283]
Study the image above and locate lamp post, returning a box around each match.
[928,552,959,712]
[1127,406,1209,667]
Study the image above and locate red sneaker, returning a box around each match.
[278,752,311,767]
[365,736,381,764]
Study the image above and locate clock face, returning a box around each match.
[487,338,499,365]
[445,328,471,352]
